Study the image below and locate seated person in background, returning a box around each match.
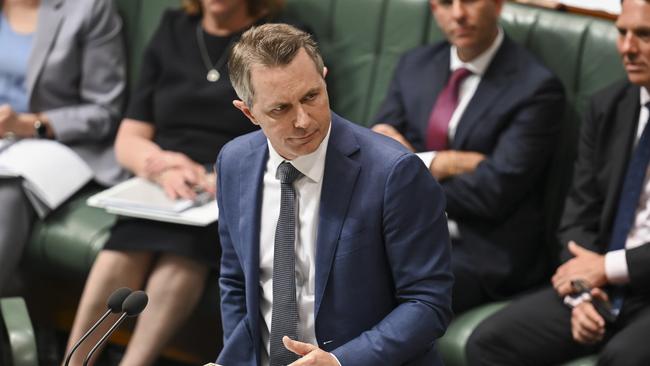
[217,23,453,366]
[372,0,565,313]
[467,0,650,364]
[0,0,127,293]
[65,0,283,365]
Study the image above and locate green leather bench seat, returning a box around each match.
[21,0,626,364]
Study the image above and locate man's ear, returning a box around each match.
[322,66,328,79]
[429,0,437,12]
[233,100,259,125]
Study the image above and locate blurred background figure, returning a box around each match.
[372,0,565,313]
[65,0,284,365]
[0,0,127,293]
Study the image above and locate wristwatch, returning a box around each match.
[33,119,47,139]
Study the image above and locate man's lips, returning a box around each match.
[289,131,317,143]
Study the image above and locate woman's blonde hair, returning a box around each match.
[181,0,285,18]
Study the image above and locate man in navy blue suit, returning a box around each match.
[215,24,453,366]
[372,0,565,312]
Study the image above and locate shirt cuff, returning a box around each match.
[605,249,630,285]
[330,352,342,366]
[415,151,437,168]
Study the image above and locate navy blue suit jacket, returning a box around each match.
[215,113,453,365]
[373,36,565,298]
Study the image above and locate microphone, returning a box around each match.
[82,290,149,366]
[63,287,132,366]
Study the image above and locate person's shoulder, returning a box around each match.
[589,79,637,112]
[500,34,557,80]
[157,8,193,28]
[334,114,413,165]
[219,130,267,160]
[399,42,449,65]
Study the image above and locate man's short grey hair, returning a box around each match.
[228,23,325,106]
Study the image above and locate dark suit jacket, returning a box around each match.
[215,113,453,366]
[373,35,566,298]
[558,80,650,296]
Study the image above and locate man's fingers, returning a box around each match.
[591,288,610,303]
[283,336,317,356]
[568,241,585,256]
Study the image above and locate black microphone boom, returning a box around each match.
[63,287,132,366]
[82,290,149,366]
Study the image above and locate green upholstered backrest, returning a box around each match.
[28,0,625,280]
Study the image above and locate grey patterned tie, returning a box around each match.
[269,162,302,366]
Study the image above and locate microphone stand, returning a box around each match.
[63,309,113,366]
[82,312,129,366]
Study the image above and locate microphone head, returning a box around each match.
[122,291,148,317]
[106,287,133,313]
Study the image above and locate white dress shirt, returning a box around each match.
[605,87,650,284]
[258,124,331,365]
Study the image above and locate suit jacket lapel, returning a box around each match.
[314,114,361,318]
[602,84,641,232]
[238,133,267,356]
[416,47,450,137]
[452,37,515,149]
[27,0,64,99]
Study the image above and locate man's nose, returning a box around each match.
[451,0,467,20]
[294,105,311,129]
[620,32,638,56]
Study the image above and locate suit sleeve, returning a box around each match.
[627,244,650,294]
[45,0,126,143]
[332,154,454,365]
[556,97,604,260]
[216,151,247,342]
[371,56,410,132]
[442,76,565,221]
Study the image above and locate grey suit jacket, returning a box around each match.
[27,0,128,186]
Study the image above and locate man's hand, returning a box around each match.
[429,150,486,180]
[283,337,340,366]
[371,124,415,152]
[571,288,608,344]
[552,241,607,296]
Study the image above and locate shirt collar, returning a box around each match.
[641,87,650,107]
[267,122,332,183]
[450,27,504,76]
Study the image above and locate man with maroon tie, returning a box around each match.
[372,0,565,313]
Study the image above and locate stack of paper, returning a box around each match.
[0,139,93,216]
[87,177,219,226]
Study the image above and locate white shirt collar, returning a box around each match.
[267,122,332,183]
[450,27,504,76]
[640,87,650,107]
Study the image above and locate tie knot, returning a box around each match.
[276,162,302,184]
[449,67,472,86]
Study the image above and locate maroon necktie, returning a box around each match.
[426,68,472,151]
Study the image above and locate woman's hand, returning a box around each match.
[0,104,20,137]
[152,166,215,200]
[144,150,204,179]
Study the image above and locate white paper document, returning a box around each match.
[0,139,93,212]
[87,177,219,226]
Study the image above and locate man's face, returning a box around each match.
[617,0,650,89]
[430,0,503,61]
[234,49,331,160]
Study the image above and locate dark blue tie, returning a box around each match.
[609,103,650,251]
[607,102,650,315]
[269,162,302,366]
